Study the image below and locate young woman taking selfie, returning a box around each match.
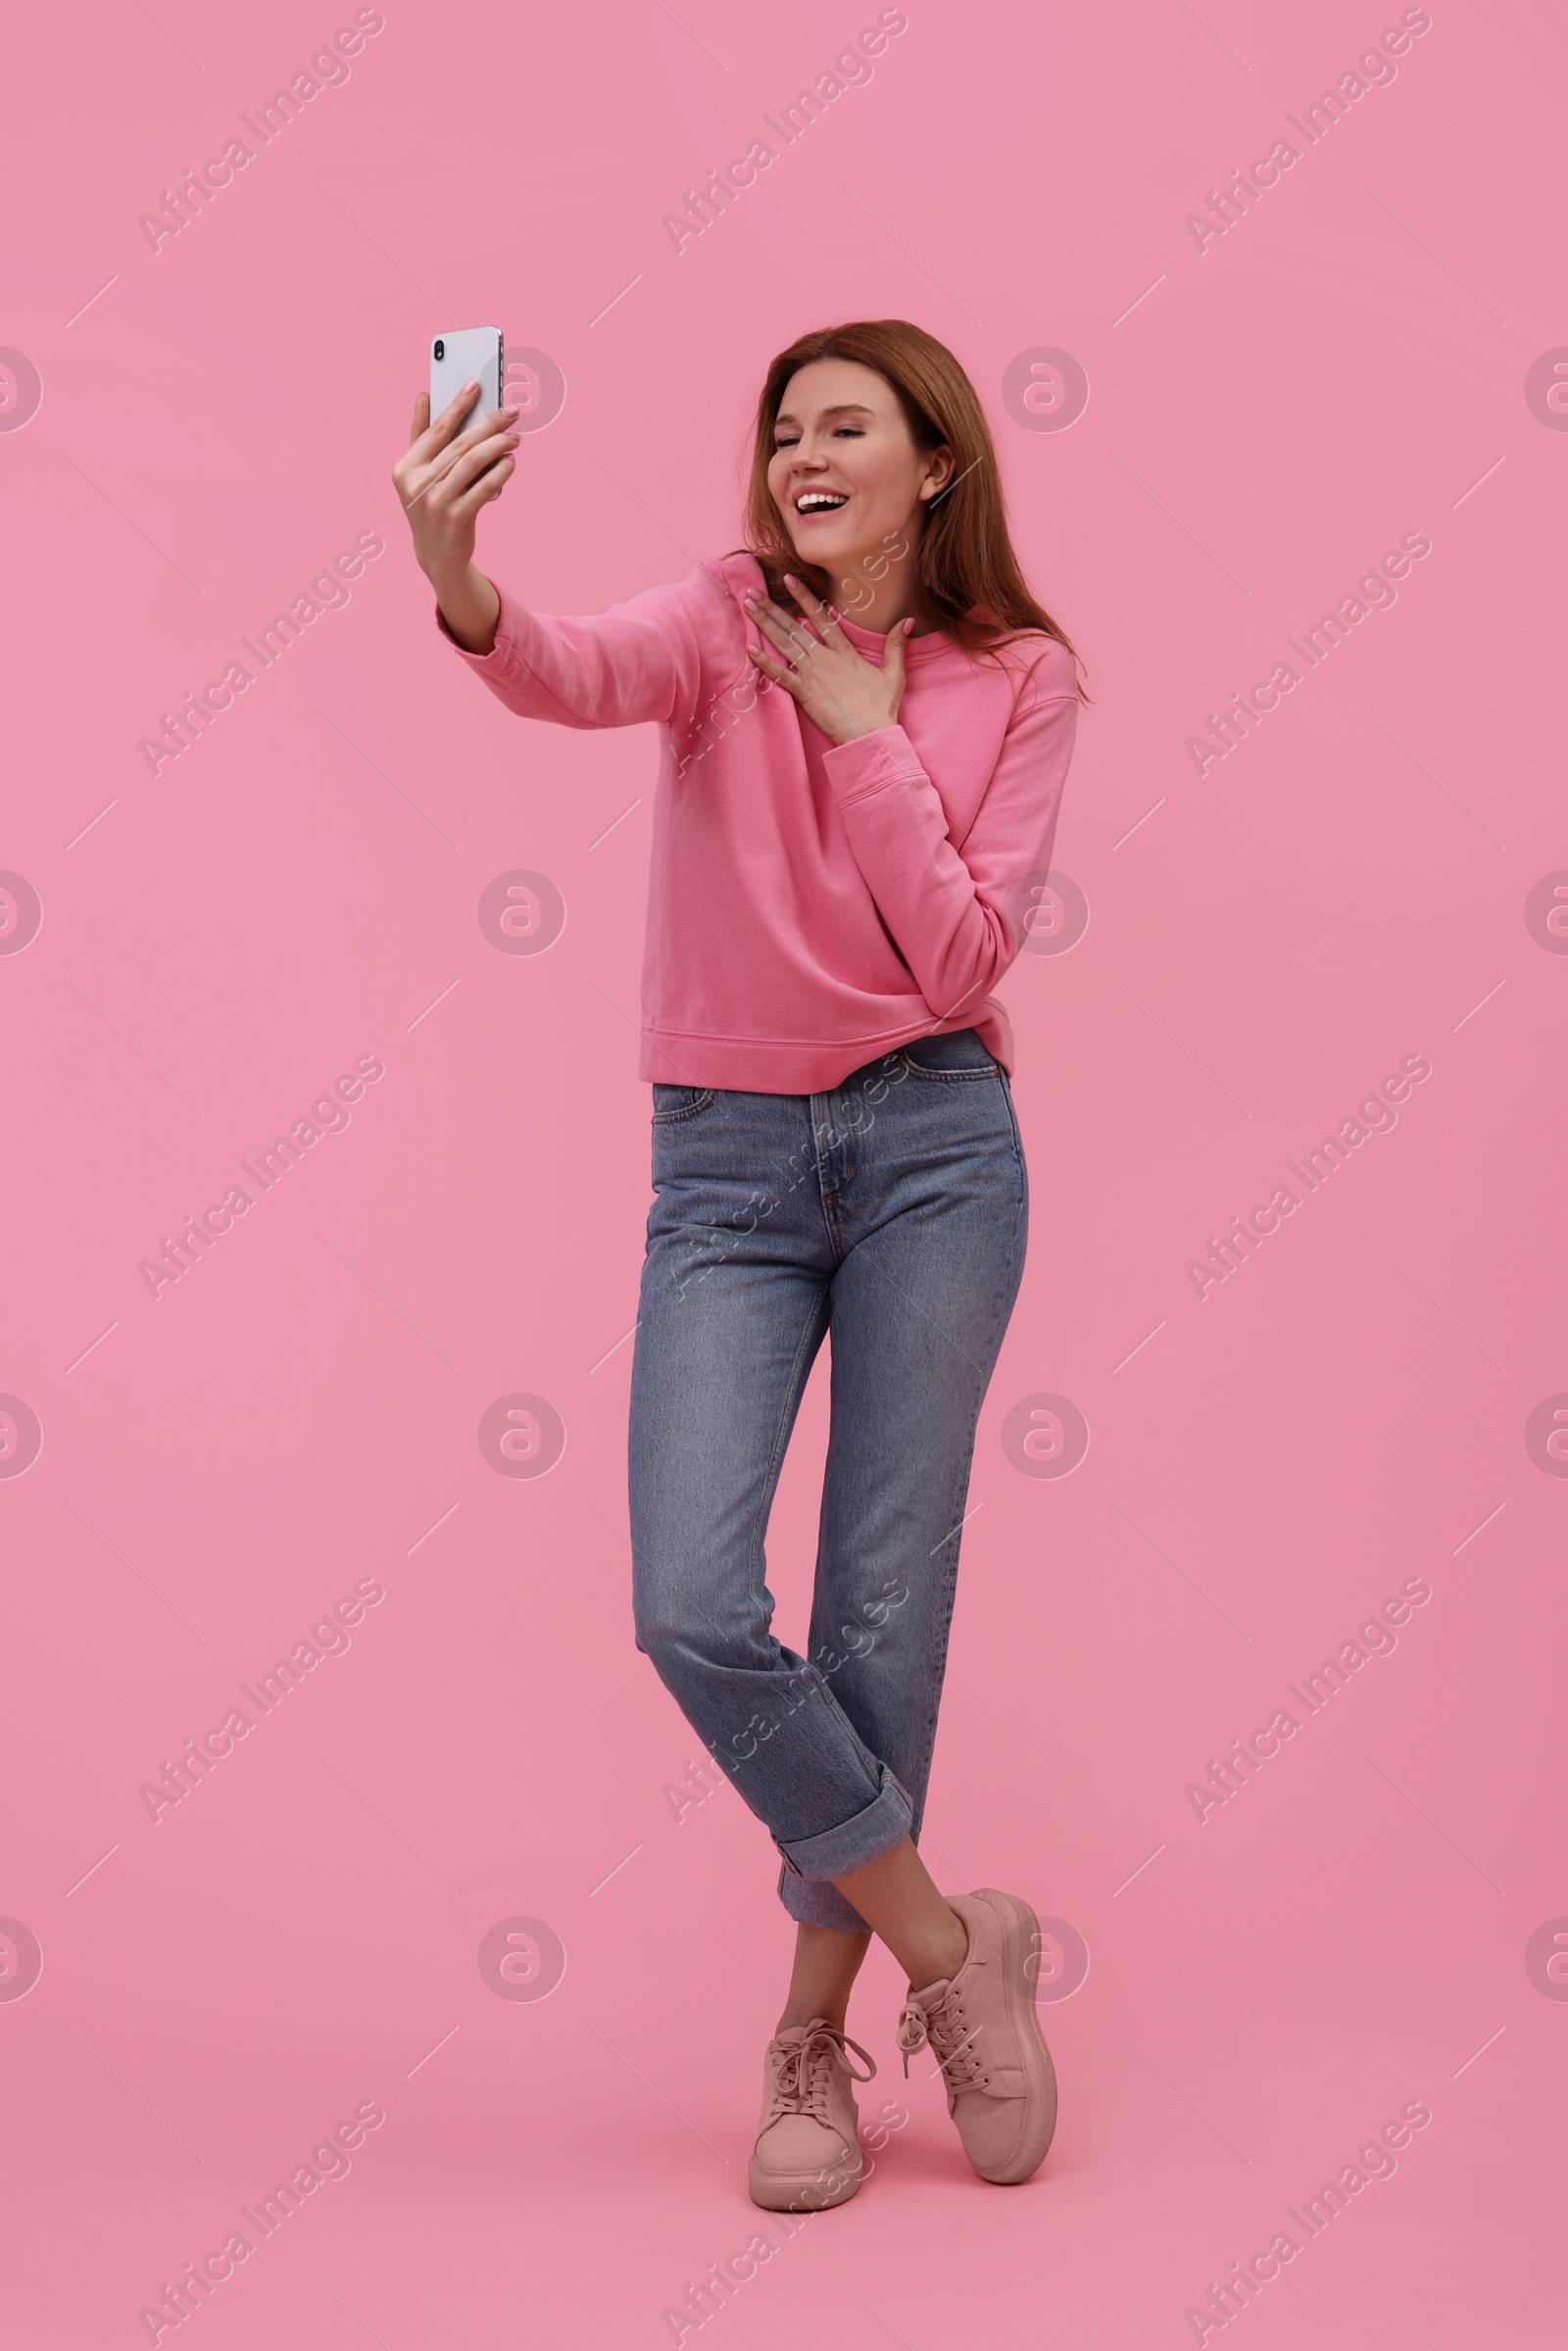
[393,318,1081,2210]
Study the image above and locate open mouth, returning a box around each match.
[794,490,849,517]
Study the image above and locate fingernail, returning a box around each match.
[463,378,478,392]
[500,405,519,420]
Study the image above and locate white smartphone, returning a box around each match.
[430,326,504,439]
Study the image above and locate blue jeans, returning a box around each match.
[627,1027,1028,1933]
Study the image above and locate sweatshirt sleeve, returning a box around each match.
[437,562,731,733]
[820,646,1078,1026]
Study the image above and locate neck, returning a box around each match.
[815,515,932,636]
[847,571,927,635]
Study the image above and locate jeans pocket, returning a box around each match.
[651,1085,716,1125]
[898,1028,999,1082]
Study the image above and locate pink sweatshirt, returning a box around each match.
[443,550,1078,1094]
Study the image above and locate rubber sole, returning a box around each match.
[747,2143,863,2213]
[971,1886,1059,2183]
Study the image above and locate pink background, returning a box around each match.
[2,0,1564,2343]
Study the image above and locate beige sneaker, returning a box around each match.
[896,1888,1058,2184]
[749,2018,876,2212]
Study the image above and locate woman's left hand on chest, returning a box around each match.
[745,574,912,747]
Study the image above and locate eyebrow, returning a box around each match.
[773,403,876,428]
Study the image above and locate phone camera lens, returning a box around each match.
[433,338,445,362]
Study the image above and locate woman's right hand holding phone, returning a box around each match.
[392,383,519,654]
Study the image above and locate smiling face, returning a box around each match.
[766,358,954,598]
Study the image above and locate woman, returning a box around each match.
[393,319,1081,2210]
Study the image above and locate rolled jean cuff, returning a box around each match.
[776,1765,913,1885]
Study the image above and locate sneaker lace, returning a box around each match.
[765,2022,876,2129]
[896,1986,989,2089]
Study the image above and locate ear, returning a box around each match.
[919,444,956,502]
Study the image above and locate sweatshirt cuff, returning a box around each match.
[821,724,928,808]
[434,579,522,677]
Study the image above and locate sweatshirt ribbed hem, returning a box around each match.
[639,1007,1011,1095]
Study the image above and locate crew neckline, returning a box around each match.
[726,552,962,664]
[831,611,957,665]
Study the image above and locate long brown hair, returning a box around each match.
[740,318,1083,687]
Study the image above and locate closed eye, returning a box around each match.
[772,426,866,448]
